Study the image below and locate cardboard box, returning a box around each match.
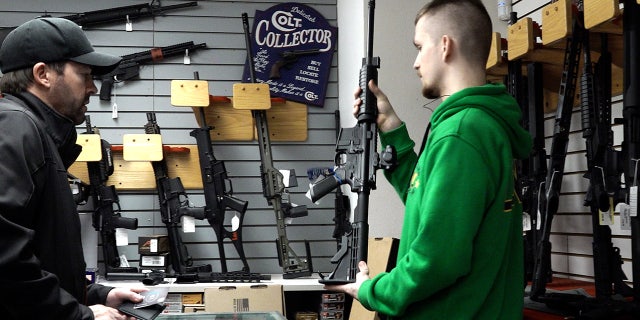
[163,293,183,314]
[350,237,399,320]
[182,293,203,305]
[204,284,284,314]
[138,235,170,254]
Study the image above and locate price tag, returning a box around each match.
[125,15,133,32]
[231,214,240,231]
[182,216,195,233]
[620,203,631,231]
[184,49,191,64]
[630,186,638,217]
[112,102,118,119]
[115,228,128,246]
[523,212,532,232]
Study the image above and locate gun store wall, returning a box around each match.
[0,0,638,319]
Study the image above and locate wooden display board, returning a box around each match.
[69,145,203,190]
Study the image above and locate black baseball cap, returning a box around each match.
[0,17,121,75]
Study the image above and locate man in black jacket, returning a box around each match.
[0,18,144,320]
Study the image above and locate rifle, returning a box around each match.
[0,1,198,44]
[269,49,322,79]
[529,14,584,300]
[308,0,396,284]
[106,269,270,285]
[84,115,138,274]
[621,0,640,304]
[98,41,207,101]
[143,112,211,275]
[581,32,634,300]
[513,61,547,285]
[307,111,352,248]
[242,13,313,279]
[189,72,251,273]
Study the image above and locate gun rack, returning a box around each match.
[69,144,203,190]
[485,0,624,113]
[68,80,310,189]
[172,80,308,141]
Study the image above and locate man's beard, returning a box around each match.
[422,86,440,100]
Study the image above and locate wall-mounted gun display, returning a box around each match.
[0,1,198,44]
[241,13,313,279]
[98,41,206,101]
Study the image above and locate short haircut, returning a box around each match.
[415,0,492,67]
[0,61,66,95]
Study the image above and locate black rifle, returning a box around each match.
[242,13,313,279]
[189,72,251,273]
[529,15,584,300]
[0,1,198,44]
[106,269,270,285]
[269,49,322,79]
[98,41,207,101]
[308,0,396,284]
[513,61,547,285]
[143,112,211,275]
[621,0,640,305]
[84,115,138,274]
[307,111,352,248]
[581,32,634,301]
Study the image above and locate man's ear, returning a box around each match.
[32,62,52,88]
[441,35,453,62]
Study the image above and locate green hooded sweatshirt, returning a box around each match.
[358,83,532,319]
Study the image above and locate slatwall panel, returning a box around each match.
[0,0,340,275]
[512,0,633,283]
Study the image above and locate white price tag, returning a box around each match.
[523,212,532,232]
[125,15,133,32]
[111,102,118,119]
[119,254,131,267]
[115,228,129,246]
[231,214,240,231]
[182,215,196,233]
[630,186,638,217]
[150,239,158,253]
[183,49,191,64]
[620,204,632,231]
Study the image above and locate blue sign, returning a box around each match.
[243,3,337,107]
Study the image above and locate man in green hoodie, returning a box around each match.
[324,0,532,319]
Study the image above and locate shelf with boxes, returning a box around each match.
[99,274,341,318]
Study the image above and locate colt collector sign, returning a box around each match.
[243,3,337,107]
